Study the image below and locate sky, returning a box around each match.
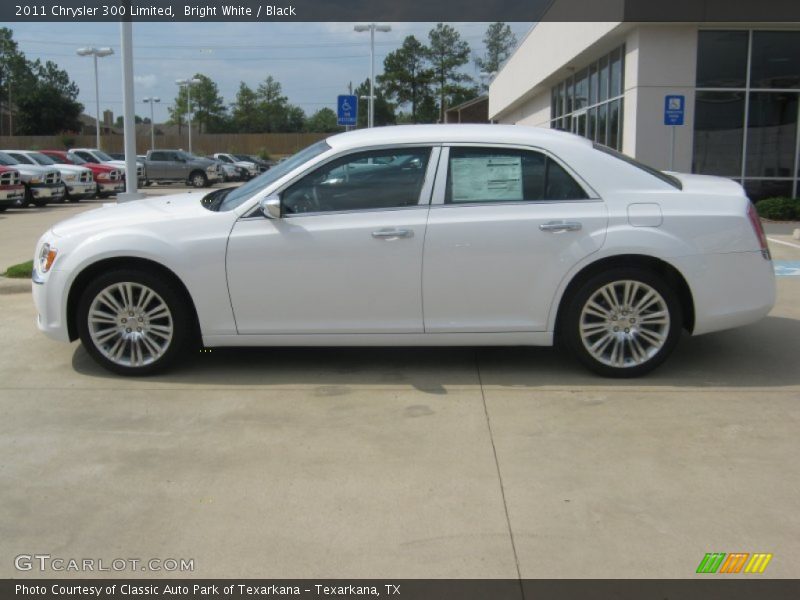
[4,21,532,124]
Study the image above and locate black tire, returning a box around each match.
[0,206,7,212]
[189,171,208,188]
[76,269,193,376]
[561,267,683,378]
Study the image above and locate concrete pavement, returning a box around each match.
[0,197,798,579]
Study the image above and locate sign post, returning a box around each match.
[663,94,685,171]
[337,94,358,128]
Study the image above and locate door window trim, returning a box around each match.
[430,143,601,207]
[241,144,441,219]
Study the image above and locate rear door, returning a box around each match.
[422,145,607,333]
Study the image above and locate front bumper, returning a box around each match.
[30,184,65,202]
[0,184,25,206]
[65,182,96,197]
[98,181,125,193]
[33,268,71,343]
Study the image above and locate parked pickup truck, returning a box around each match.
[0,166,25,211]
[144,150,223,188]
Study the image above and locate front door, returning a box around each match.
[226,146,438,334]
[422,145,607,333]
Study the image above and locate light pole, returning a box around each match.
[76,46,114,149]
[354,23,390,128]
[175,78,201,154]
[142,97,160,151]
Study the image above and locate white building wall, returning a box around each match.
[490,22,701,172]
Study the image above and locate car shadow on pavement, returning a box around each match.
[71,316,800,391]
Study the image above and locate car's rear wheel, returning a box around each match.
[563,268,682,377]
[77,270,191,375]
[189,171,208,188]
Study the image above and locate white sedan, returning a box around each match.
[32,125,775,377]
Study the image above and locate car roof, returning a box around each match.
[325,124,593,151]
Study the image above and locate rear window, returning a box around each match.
[593,143,682,190]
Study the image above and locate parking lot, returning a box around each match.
[1,190,799,579]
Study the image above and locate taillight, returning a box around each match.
[747,202,771,260]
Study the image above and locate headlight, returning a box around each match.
[38,243,58,273]
[206,165,216,173]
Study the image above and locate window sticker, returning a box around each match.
[451,155,523,202]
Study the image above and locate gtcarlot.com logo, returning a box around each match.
[696,552,773,574]
[14,554,194,573]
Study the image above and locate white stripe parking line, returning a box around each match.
[767,237,800,250]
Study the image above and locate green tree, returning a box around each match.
[1,29,82,135]
[191,74,227,133]
[377,35,433,124]
[13,60,83,135]
[305,107,340,132]
[475,22,518,81]
[230,82,261,133]
[354,79,395,128]
[168,74,227,135]
[426,23,472,122]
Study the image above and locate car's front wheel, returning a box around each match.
[562,268,683,377]
[189,171,208,188]
[77,270,192,375]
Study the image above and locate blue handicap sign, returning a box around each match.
[664,94,685,126]
[337,95,358,126]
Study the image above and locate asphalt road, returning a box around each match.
[0,191,798,579]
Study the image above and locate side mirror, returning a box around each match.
[259,196,282,219]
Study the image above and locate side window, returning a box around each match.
[76,151,97,163]
[149,152,167,161]
[282,147,431,215]
[445,147,588,204]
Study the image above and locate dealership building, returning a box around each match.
[489,19,800,200]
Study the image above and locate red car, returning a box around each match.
[41,150,125,198]
[0,165,25,211]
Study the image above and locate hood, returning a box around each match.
[9,163,53,177]
[51,165,92,177]
[664,172,746,197]
[51,191,210,238]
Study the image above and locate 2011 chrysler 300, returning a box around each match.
[32,125,775,377]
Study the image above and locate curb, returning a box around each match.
[0,277,30,295]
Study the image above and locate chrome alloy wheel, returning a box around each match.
[578,280,670,368]
[87,282,174,368]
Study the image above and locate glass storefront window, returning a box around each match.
[599,56,609,102]
[696,30,749,88]
[751,31,800,89]
[693,91,745,177]
[575,68,588,110]
[608,100,621,150]
[745,92,798,178]
[548,45,624,150]
[610,48,622,97]
[597,104,608,146]
[744,179,794,201]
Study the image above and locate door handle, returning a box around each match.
[372,228,414,240]
[539,220,583,233]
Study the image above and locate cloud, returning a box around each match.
[134,74,158,88]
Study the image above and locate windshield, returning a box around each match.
[93,150,114,161]
[593,143,682,189]
[29,152,56,166]
[66,152,87,164]
[212,141,330,212]
[0,152,19,166]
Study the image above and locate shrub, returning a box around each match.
[755,197,800,221]
[256,147,271,161]
[4,260,33,279]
